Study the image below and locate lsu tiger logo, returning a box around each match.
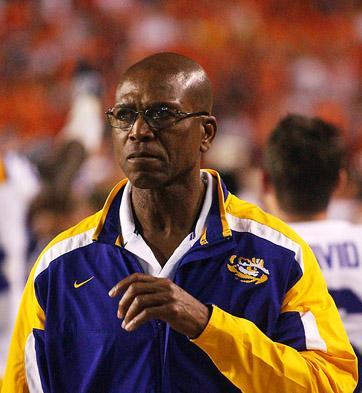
[227,255,269,285]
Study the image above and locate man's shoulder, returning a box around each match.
[225,194,300,241]
[32,210,102,280]
[224,194,314,269]
[49,210,102,250]
[38,178,129,265]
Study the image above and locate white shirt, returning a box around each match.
[290,219,362,352]
[119,171,213,280]
[0,152,40,376]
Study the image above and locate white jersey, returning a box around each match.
[290,220,362,353]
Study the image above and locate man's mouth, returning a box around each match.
[127,152,161,160]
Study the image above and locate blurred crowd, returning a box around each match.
[0,0,362,383]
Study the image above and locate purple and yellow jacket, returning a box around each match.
[2,171,357,392]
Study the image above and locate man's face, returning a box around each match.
[112,70,208,189]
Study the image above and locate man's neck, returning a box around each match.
[277,209,327,223]
[130,173,207,265]
[265,191,329,224]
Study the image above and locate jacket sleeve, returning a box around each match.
[1,257,45,393]
[192,242,358,392]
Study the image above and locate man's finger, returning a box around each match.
[121,292,170,325]
[108,273,155,297]
[117,282,164,318]
[123,305,170,332]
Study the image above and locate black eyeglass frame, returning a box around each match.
[105,105,209,132]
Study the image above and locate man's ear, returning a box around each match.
[200,116,217,153]
[261,170,279,214]
[261,170,272,194]
[333,168,349,197]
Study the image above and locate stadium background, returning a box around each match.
[2,0,362,232]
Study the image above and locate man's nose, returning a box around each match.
[128,114,155,141]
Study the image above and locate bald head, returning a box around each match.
[119,52,213,113]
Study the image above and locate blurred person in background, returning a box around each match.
[262,114,362,392]
[2,53,357,393]
[26,60,106,262]
[35,60,104,204]
[0,131,40,389]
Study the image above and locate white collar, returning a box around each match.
[119,171,214,277]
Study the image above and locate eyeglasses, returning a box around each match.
[105,105,209,132]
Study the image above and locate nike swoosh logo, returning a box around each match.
[74,276,94,288]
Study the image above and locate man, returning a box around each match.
[262,113,361,392]
[3,54,357,392]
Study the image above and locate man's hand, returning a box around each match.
[108,273,211,338]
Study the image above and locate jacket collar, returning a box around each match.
[92,169,232,247]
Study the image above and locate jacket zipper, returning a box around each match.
[155,319,164,393]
